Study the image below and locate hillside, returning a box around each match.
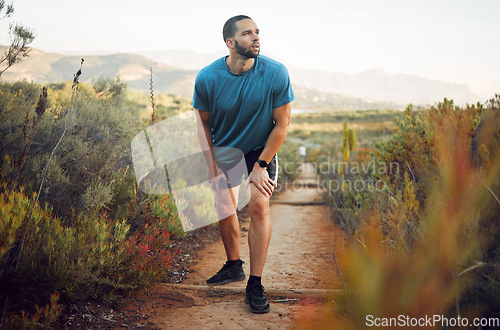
[0,47,480,107]
[0,47,198,97]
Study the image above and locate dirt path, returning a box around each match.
[124,163,346,329]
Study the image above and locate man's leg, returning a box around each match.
[219,215,240,261]
[207,185,245,285]
[245,183,272,313]
[247,183,272,276]
[217,185,240,260]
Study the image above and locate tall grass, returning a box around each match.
[298,96,500,327]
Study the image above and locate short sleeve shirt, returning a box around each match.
[193,55,294,158]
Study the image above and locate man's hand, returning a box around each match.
[246,163,274,197]
[208,164,231,191]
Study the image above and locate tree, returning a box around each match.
[0,1,36,77]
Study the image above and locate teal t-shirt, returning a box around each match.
[193,55,294,160]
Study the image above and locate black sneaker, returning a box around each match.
[245,282,270,314]
[206,260,245,285]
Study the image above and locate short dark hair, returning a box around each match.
[223,15,252,42]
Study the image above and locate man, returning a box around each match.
[193,15,293,314]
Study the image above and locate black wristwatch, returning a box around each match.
[256,159,269,168]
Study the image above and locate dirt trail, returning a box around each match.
[126,163,346,329]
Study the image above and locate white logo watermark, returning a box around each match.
[366,314,500,328]
[131,111,250,233]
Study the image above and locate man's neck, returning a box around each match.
[226,54,255,74]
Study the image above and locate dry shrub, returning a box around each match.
[297,96,500,327]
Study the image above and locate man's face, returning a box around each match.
[232,19,260,58]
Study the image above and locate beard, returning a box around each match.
[235,40,260,58]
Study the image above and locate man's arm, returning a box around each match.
[195,109,219,178]
[247,102,292,196]
[258,102,292,163]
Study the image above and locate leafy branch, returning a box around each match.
[0,0,14,20]
[0,1,35,77]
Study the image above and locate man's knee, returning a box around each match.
[214,186,239,219]
[248,196,269,220]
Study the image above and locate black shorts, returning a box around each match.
[216,146,277,188]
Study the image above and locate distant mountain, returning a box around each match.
[0,47,480,107]
[139,49,479,105]
[0,47,198,97]
[288,66,478,105]
[139,49,226,71]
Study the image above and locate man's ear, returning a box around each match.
[226,38,235,49]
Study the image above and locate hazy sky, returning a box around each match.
[1,0,499,99]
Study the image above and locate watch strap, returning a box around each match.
[256,159,268,168]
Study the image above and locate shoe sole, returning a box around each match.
[245,297,270,314]
[206,273,246,286]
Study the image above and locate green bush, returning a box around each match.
[0,77,188,325]
[150,191,189,237]
[0,79,143,219]
[277,139,301,182]
[0,182,176,319]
